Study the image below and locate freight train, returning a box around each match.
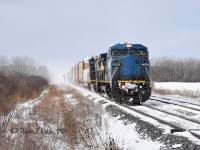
[70,43,151,104]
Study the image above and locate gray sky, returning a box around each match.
[0,0,200,83]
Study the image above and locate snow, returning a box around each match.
[172,143,182,148]
[64,94,78,106]
[1,89,70,149]
[146,100,200,121]
[174,131,200,144]
[64,94,73,98]
[9,89,48,124]
[154,82,200,99]
[100,114,163,149]
[152,93,200,105]
[83,93,164,149]
[154,82,200,92]
[2,84,200,149]
[132,105,200,133]
[69,85,167,149]
[70,83,200,147]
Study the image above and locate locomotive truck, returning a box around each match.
[71,43,151,104]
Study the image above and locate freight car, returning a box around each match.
[71,43,151,104]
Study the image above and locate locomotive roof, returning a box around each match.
[110,43,147,50]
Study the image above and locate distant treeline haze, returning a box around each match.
[0,55,49,79]
[150,57,200,82]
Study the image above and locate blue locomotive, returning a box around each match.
[87,43,151,103]
[71,43,151,103]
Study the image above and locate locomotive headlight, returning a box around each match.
[139,85,142,89]
[122,85,126,89]
[126,44,132,48]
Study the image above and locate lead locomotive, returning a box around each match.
[71,43,151,104]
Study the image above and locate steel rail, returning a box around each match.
[150,98,200,112]
[151,95,200,107]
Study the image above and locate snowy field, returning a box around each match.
[154,82,200,93]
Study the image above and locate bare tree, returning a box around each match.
[37,65,49,80]
[0,55,9,73]
[150,57,200,82]
[9,56,37,76]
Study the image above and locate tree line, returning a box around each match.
[150,57,200,82]
[0,55,49,115]
[0,55,49,79]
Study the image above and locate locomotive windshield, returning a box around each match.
[130,49,148,58]
[112,49,128,58]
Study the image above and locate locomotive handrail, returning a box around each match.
[111,67,119,80]
[144,67,150,79]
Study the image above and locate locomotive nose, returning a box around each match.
[128,56,149,80]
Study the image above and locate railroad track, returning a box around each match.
[149,98,200,112]
[143,104,200,124]
[86,94,200,140]
[151,95,200,107]
[123,102,200,140]
[121,103,200,140]
[71,84,200,140]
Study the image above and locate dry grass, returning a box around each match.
[0,72,48,116]
[0,73,48,149]
[32,85,80,149]
[0,85,120,149]
[32,85,64,124]
[63,87,96,148]
[59,99,78,146]
[65,87,120,149]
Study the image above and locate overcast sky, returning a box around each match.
[0,0,200,83]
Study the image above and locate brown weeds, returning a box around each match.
[0,85,120,149]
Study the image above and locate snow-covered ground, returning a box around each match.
[83,94,164,149]
[154,82,200,93]
[0,89,70,149]
[146,99,200,121]
[71,84,200,149]
[64,90,163,149]
[2,84,200,149]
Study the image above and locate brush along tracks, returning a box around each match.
[33,86,121,149]
[0,86,106,149]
